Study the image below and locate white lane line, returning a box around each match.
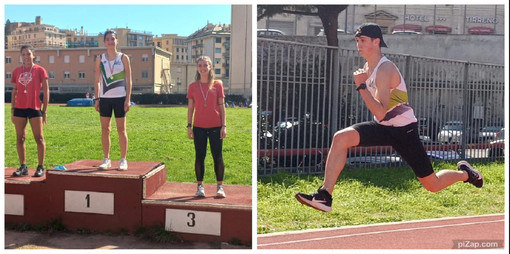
[258,219,504,247]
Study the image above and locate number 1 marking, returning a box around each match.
[85,194,90,208]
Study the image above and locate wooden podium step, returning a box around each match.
[5,160,252,244]
[143,182,252,243]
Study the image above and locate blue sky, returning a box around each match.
[4,5,232,37]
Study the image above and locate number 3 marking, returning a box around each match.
[187,212,196,227]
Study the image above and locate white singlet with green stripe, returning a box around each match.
[100,52,126,98]
[365,56,417,127]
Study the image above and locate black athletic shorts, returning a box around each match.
[99,97,126,118]
[351,121,434,178]
[13,108,43,119]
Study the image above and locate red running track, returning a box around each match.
[258,214,505,249]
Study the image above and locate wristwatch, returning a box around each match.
[187,123,192,128]
[356,83,367,91]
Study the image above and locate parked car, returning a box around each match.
[346,154,402,165]
[317,28,346,36]
[478,126,503,143]
[426,150,468,161]
[418,117,438,141]
[391,30,422,35]
[488,128,505,158]
[437,121,463,143]
[257,29,285,36]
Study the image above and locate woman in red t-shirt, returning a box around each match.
[10,45,49,177]
[186,56,227,198]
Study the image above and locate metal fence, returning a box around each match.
[257,38,505,176]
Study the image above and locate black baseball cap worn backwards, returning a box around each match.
[355,23,388,48]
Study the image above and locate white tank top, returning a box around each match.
[99,53,126,98]
[365,56,417,126]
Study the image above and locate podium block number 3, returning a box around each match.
[65,190,114,215]
[166,209,221,236]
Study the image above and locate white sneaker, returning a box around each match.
[195,184,205,197]
[216,185,226,198]
[119,158,128,171]
[99,158,111,169]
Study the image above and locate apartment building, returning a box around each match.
[186,23,231,88]
[61,27,100,48]
[153,34,188,63]
[5,47,172,94]
[99,28,154,47]
[6,16,67,49]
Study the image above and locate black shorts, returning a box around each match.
[351,121,434,178]
[99,97,126,118]
[13,108,43,119]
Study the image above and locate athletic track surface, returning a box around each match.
[258,214,504,249]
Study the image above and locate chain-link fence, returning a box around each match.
[257,38,505,176]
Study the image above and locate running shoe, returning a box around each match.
[119,158,128,171]
[34,165,44,177]
[195,184,205,197]
[98,158,111,169]
[12,164,28,177]
[457,160,483,188]
[295,187,333,212]
[216,185,226,198]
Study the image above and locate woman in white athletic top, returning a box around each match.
[94,30,132,171]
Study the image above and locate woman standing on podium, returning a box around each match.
[94,30,132,171]
[10,45,49,177]
[186,56,227,198]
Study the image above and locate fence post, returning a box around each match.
[460,61,469,159]
[331,49,341,136]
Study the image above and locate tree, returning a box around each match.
[257,5,348,47]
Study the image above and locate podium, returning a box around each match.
[5,160,252,244]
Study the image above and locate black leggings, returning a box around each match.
[193,126,224,182]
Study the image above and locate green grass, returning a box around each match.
[257,162,505,234]
[4,104,252,185]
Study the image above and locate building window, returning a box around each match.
[64,72,70,79]
[142,54,149,62]
[216,37,221,43]
[215,58,221,65]
[215,48,221,53]
[79,55,85,63]
[6,57,11,64]
[49,72,55,79]
[78,72,85,79]
[34,56,41,64]
[6,72,12,79]
[142,71,149,78]
[64,55,70,63]
[176,48,179,53]
[49,55,55,64]
[215,69,221,75]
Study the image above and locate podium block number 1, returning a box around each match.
[165,209,221,236]
[65,190,114,215]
